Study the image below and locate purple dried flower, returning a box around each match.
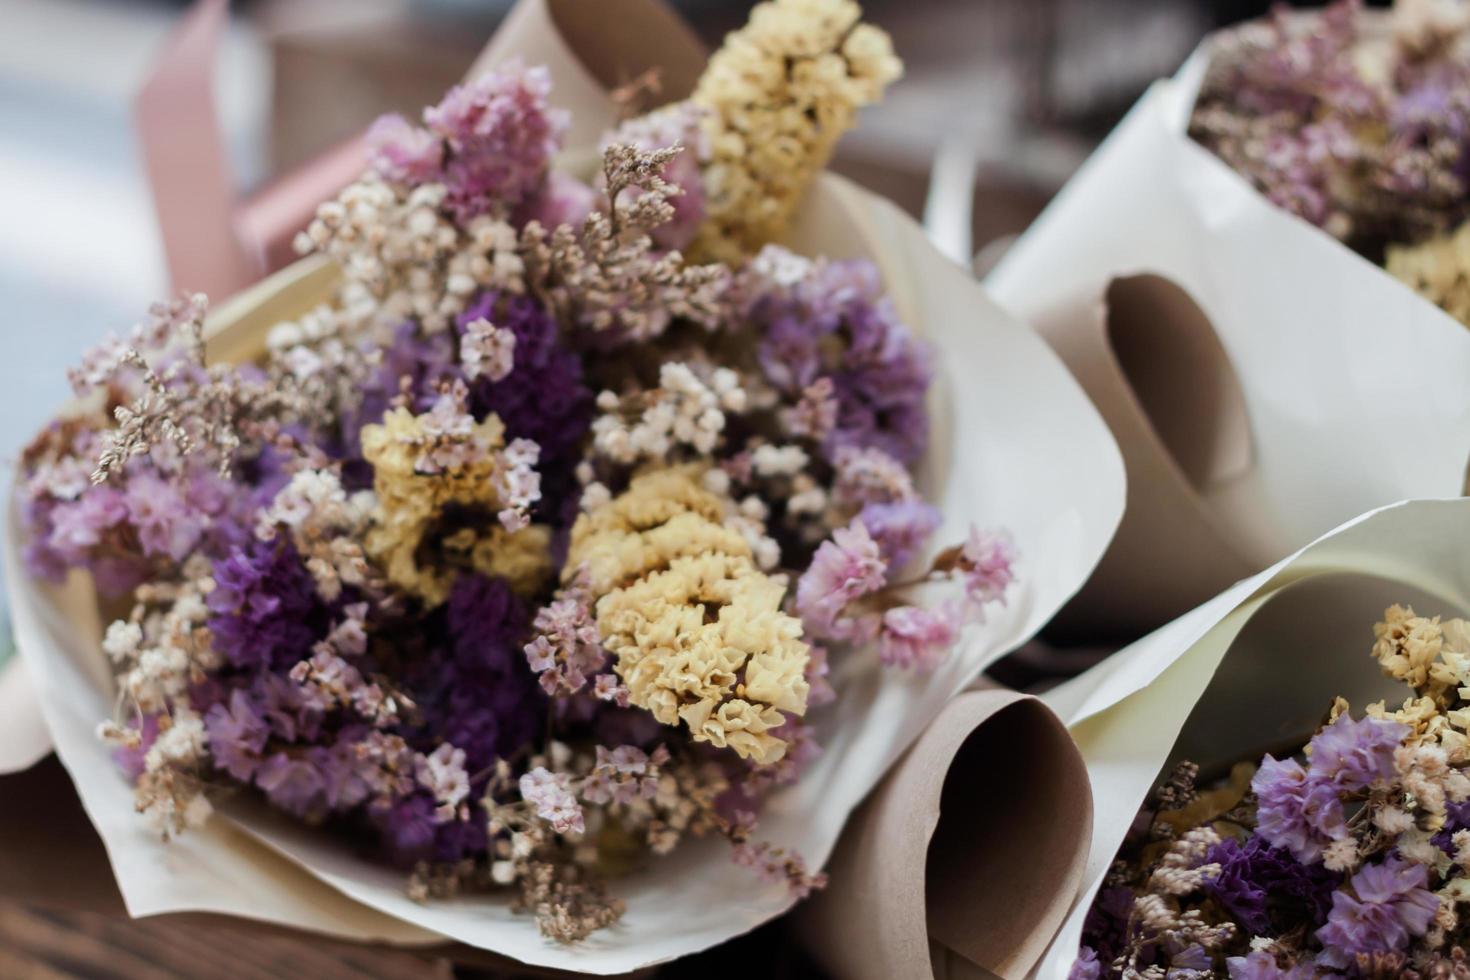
[254,751,329,822]
[961,525,1017,608]
[1251,754,1348,864]
[1305,713,1407,790]
[207,539,326,671]
[858,499,940,570]
[520,766,584,834]
[458,291,592,476]
[743,249,934,466]
[1315,858,1438,969]
[422,573,545,773]
[204,689,271,782]
[44,487,127,562]
[368,113,443,186]
[1203,835,1337,935]
[124,471,207,560]
[517,169,596,231]
[1225,951,1316,980]
[1068,947,1102,980]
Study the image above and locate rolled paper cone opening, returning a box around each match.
[1167,570,1469,776]
[798,690,1092,980]
[1032,273,1262,646]
[1103,276,1251,496]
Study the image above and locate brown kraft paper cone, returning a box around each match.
[1029,273,1263,645]
[797,687,1094,980]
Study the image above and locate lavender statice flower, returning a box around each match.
[1203,835,1337,935]
[741,246,934,466]
[580,745,664,806]
[795,518,887,641]
[207,539,327,671]
[1251,754,1349,864]
[1306,713,1408,790]
[430,573,544,773]
[371,61,567,221]
[1315,858,1439,969]
[457,291,592,477]
[204,689,271,782]
[1068,947,1102,980]
[858,499,941,570]
[1225,951,1316,980]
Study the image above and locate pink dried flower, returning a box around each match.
[581,745,662,806]
[520,766,584,835]
[525,571,607,696]
[878,602,962,672]
[960,526,1016,608]
[795,518,887,640]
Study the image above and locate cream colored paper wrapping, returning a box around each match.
[1029,497,1470,979]
[984,33,1470,642]
[0,656,51,774]
[0,5,1126,969]
[799,686,1093,980]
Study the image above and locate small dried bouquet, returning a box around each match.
[16,0,1018,942]
[1071,605,1470,978]
[1190,0,1470,326]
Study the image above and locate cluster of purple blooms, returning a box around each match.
[1191,0,1470,257]
[1074,709,1458,978]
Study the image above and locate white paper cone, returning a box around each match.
[985,40,1470,640]
[1029,497,1470,979]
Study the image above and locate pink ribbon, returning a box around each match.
[135,0,367,301]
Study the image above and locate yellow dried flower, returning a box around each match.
[687,0,902,262]
[1373,604,1455,700]
[567,466,809,764]
[360,406,550,605]
[1386,220,1470,327]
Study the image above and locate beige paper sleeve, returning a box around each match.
[1028,274,1262,644]
[797,688,1093,980]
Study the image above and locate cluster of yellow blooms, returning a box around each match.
[360,407,551,606]
[1386,222,1470,328]
[1357,605,1470,770]
[567,467,810,764]
[687,0,902,262]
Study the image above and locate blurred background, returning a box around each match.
[0,0,1369,975]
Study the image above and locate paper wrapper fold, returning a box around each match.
[799,687,1092,980]
[986,44,1470,642]
[0,656,51,774]
[1030,497,1470,979]
[4,9,1126,959]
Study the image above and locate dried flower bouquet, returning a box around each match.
[1190,0,1470,326]
[10,0,1037,950]
[1070,604,1470,979]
